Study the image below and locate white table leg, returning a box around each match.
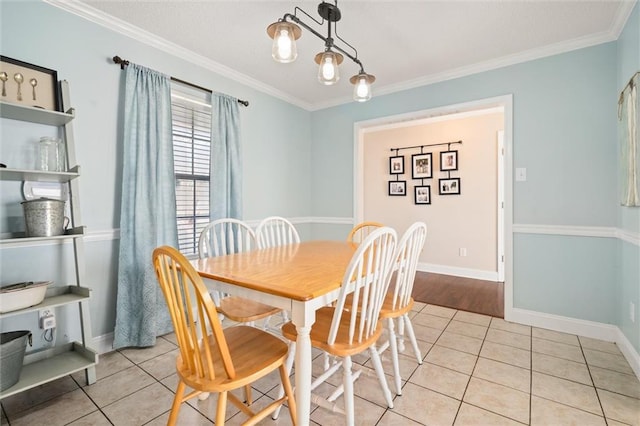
[292,303,315,425]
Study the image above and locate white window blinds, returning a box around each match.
[171,85,212,256]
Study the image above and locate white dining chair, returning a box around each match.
[255,216,300,248]
[378,221,427,395]
[273,227,398,425]
[198,219,282,326]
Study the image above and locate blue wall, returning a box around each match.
[0,1,638,355]
[616,3,640,351]
[0,1,312,340]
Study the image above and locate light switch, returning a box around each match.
[516,168,527,182]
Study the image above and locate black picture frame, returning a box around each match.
[0,56,60,111]
[440,150,458,171]
[389,155,404,175]
[411,153,432,179]
[388,180,406,196]
[439,178,461,195]
[414,185,431,204]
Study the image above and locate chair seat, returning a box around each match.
[379,295,414,319]
[281,307,384,357]
[344,291,413,319]
[177,325,288,392]
[218,296,282,323]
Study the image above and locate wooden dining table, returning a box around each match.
[191,240,356,425]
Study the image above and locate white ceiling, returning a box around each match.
[51,0,635,110]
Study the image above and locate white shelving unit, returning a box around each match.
[0,81,97,399]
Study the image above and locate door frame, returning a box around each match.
[353,94,514,319]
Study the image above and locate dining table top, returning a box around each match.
[191,240,356,302]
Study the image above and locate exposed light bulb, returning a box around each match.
[351,73,374,102]
[271,23,297,63]
[321,57,335,80]
[317,52,340,85]
[277,30,292,57]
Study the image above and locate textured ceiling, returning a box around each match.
[62,0,634,110]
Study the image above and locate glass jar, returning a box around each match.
[38,137,64,172]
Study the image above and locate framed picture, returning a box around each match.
[439,178,461,195]
[0,56,60,111]
[389,155,404,175]
[411,153,432,179]
[414,185,431,204]
[388,180,407,196]
[440,150,458,171]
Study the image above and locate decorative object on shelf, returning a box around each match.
[440,150,458,171]
[390,155,404,175]
[0,281,51,314]
[411,153,432,179]
[38,136,65,172]
[0,331,32,391]
[389,180,406,196]
[21,198,68,237]
[0,56,59,111]
[439,177,461,195]
[414,185,431,205]
[266,1,376,102]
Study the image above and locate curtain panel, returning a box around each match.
[114,63,178,349]
[210,93,243,220]
[619,72,640,207]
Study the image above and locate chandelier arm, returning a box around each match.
[284,13,364,72]
[334,28,359,63]
[292,7,324,26]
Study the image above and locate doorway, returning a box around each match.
[353,95,513,318]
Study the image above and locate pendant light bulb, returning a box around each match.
[268,22,300,63]
[350,72,376,102]
[315,51,343,85]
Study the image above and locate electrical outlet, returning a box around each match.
[39,309,56,330]
[631,302,636,323]
[459,248,467,257]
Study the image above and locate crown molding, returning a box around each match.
[43,0,313,110]
[39,0,640,112]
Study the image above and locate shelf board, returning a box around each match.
[0,226,85,245]
[0,286,91,320]
[0,101,74,126]
[0,343,97,399]
[0,166,80,183]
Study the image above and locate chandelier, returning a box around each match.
[267,1,376,102]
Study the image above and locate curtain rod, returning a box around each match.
[112,56,249,107]
[390,140,462,152]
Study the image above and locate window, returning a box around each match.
[171,84,212,256]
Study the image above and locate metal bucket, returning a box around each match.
[0,331,32,391]
[21,198,67,237]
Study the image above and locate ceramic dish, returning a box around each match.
[0,281,51,313]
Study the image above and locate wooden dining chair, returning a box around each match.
[198,219,282,326]
[378,221,427,395]
[274,227,397,425]
[152,245,296,426]
[255,216,300,248]
[346,221,383,244]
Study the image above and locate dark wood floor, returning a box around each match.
[411,272,504,318]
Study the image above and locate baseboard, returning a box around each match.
[510,308,640,380]
[418,262,498,281]
[92,332,114,355]
[616,328,640,379]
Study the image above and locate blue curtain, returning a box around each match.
[114,63,178,349]
[210,94,243,220]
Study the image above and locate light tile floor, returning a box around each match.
[2,303,639,425]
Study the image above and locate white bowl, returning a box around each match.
[0,281,51,313]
